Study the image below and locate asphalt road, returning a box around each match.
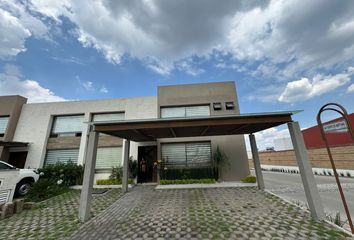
[256,170,354,223]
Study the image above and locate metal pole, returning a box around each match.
[317,103,354,233]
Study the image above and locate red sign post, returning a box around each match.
[317,103,354,233]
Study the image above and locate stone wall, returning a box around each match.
[248,144,354,170]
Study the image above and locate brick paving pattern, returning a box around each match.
[0,189,123,240]
[72,186,352,239]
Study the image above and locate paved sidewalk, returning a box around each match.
[155,181,256,190]
[71,186,352,239]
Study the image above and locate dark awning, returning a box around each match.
[0,141,29,147]
[91,111,300,142]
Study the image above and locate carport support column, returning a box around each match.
[288,121,325,220]
[78,131,99,222]
[249,134,264,190]
[122,139,130,193]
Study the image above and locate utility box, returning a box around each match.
[0,169,19,204]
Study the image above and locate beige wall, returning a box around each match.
[0,95,27,161]
[157,81,249,181]
[248,144,354,170]
[13,96,157,169]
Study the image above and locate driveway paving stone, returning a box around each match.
[71,186,353,239]
[0,189,123,240]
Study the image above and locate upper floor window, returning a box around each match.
[51,115,84,137]
[160,105,210,118]
[0,116,9,136]
[92,112,125,122]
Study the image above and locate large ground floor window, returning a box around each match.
[44,147,122,171]
[161,142,213,180]
[95,147,122,171]
[161,142,212,168]
[45,149,79,165]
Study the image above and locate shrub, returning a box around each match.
[128,157,138,178]
[241,175,257,183]
[37,162,84,186]
[25,179,69,202]
[110,166,123,180]
[96,178,133,185]
[159,178,215,185]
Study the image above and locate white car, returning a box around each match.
[0,161,39,196]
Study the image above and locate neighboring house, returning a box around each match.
[0,81,250,182]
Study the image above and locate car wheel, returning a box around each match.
[15,179,33,196]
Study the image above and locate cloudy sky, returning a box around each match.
[1,0,354,149]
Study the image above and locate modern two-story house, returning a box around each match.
[0,81,250,182]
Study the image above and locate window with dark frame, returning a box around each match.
[50,115,84,137]
[0,116,9,137]
[160,105,210,118]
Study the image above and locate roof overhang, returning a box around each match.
[0,141,29,147]
[91,111,300,142]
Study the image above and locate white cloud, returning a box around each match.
[244,127,290,151]
[82,81,94,91]
[176,59,204,76]
[278,67,354,103]
[0,64,66,103]
[100,87,108,93]
[348,83,354,93]
[26,0,262,75]
[2,0,354,77]
[228,0,354,78]
[0,8,30,58]
[0,0,49,58]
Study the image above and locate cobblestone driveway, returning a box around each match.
[72,186,352,239]
[0,189,123,240]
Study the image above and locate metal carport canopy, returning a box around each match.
[91,111,301,141]
[79,109,326,222]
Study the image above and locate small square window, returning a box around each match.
[225,102,234,110]
[213,102,222,110]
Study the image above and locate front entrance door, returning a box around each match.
[137,146,157,183]
[8,151,28,168]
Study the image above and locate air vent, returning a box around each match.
[225,102,235,110]
[213,102,222,110]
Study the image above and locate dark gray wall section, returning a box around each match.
[158,81,240,116]
[157,81,249,181]
[0,95,28,161]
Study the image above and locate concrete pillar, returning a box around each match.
[156,140,161,184]
[78,131,99,222]
[249,134,265,190]
[288,121,325,220]
[122,139,130,193]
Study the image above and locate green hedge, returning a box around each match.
[37,162,84,186]
[241,175,257,183]
[160,167,215,180]
[96,178,133,185]
[160,178,215,185]
[26,179,69,202]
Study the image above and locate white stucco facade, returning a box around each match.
[13,96,157,170]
